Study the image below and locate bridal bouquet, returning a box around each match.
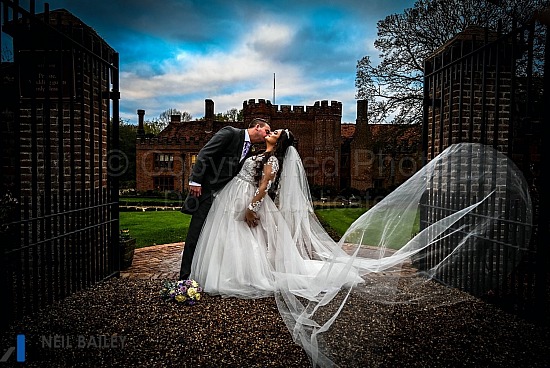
[160,279,202,306]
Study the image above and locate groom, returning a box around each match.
[178,118,272,280]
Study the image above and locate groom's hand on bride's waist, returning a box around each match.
[189,184,202,197]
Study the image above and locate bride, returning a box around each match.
[190,135,532,367]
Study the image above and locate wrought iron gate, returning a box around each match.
[421,18,548,320]
[0,1,120,328]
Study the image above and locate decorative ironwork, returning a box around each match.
[421,19,547,320]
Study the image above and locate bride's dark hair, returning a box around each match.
[253,129,295,200]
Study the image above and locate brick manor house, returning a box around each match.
[135,99,422,197]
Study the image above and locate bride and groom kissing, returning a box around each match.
[177,118,360,298]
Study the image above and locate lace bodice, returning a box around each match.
[237,155,279,186]
[237,154,279,213]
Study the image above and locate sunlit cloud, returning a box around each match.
[38,0,418,123]
[121,22,304,119]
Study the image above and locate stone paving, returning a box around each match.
[119,242,414,280]
[120,242,183,280]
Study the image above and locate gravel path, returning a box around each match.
[1,277,548,367]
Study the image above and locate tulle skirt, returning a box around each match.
[190,176,322,298]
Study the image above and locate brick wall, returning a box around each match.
[136,108,245,193]
[350,100,422,193]
[135,99,422,195]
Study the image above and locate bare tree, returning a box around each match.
[202,108,243,122]
[223,108,241,122]
[356,0,547,125]
[146,109,194,135]
[157,109,193,125]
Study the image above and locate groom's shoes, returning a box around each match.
[179,273,190,281]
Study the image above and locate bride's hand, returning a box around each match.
[245,209,259,227]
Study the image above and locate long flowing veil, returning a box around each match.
[274,143,532,367]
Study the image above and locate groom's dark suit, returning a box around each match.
[179,126,250,279]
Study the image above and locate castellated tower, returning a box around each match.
[243,99,342,190]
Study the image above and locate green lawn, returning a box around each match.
[316,207,420,249]
[119,211,190,248]
[120,208,368,248]
[120,207,418,250]
[314,208,369,237]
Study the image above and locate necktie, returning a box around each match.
[241,141,251,161]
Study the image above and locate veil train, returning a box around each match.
[274,143,532,367]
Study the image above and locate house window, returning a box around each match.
[154,153,174,169]
[191,155,197,166]
[154,176,174,192]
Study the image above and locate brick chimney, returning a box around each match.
[356,100,367,124]
[170,114,181,124]
[205,99,214,120]
[137,109,145,137]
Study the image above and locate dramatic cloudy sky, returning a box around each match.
[36,0,416,124]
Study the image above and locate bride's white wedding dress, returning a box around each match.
[190,152,360,299]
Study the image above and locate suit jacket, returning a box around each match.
[189,126,247,197]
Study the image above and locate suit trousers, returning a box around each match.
[179,193,214,279]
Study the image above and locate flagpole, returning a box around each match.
[273,73,276,104]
